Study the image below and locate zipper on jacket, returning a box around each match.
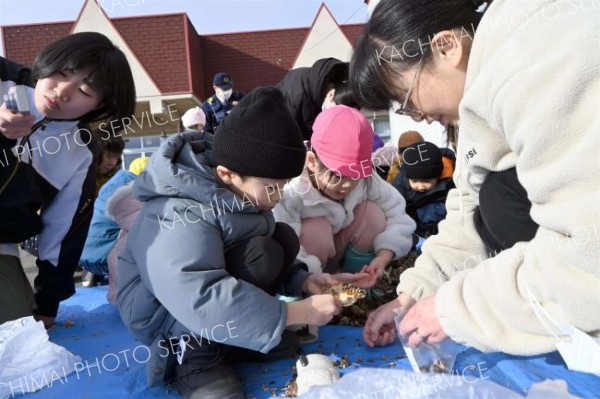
[32,117,49,132]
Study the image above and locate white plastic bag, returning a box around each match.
[291,368,521,399]
[295,354,340,396]
[0,316,81,397]
[526,380,579,399]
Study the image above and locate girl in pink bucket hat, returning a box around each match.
[274,105,416,288]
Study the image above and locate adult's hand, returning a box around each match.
[363,292,415,347]
[398,295,447,346]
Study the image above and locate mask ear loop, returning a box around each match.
[524,277,566,343]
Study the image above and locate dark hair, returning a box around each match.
[31,32,136,134]
[100,136,125,156]
[350,0,491,109]
[332,81,359,109]
[322,62,349,101]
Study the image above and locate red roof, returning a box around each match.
[341,24,365,46]
[201,27,309,96]
[1,12,364,101]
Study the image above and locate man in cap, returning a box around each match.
[201,72,245,134]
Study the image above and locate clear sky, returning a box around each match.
[0,0,369,57]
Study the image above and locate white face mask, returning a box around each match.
[218,88,233,102]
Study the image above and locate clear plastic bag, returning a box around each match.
[394,313,466,374]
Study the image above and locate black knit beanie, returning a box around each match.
[401,141,443,179]
[212,87,306,179]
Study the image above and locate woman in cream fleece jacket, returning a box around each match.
[349,0,599,355]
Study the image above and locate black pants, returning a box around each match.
[224,222,298,296]
[474,168,539,254]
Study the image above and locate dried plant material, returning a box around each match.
[331,253,418,326]
[329,283,366,307]
[285,378,298,397]
[428,359,449,373]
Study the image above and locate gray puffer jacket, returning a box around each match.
[116,132,305,361]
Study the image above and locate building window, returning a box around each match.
[373,118,391,144]
[122,134,167,169]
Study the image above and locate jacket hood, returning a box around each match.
[133,131,252,212]
[306,58,348,104]
[106,184,143,229]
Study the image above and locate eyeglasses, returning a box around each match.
[395,56,424,119]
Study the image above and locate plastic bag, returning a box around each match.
[394,313,466,374]
[290,368,522,399]
[0,316,81,397]
[526,380,579,399]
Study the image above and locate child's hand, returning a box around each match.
[0,104,36,139]
[303,272,370,295]
[354,251,393,288]
[353,266,377,288]
[286,295,342,326]
[367,257,387,279]
[353,261,385,289]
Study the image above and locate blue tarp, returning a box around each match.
[14,286,600,398]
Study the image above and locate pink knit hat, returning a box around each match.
[311,105,374,179]
[181,106,206,129]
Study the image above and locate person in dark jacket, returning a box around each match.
[276,58,350,141]
[116,88,362,399]
[0,32,136,329]
[392,142,455,237]
[201,72,244,134]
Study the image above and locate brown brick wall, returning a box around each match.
[186,18,205,100]
[2,14,365,99]
[2,23,72,67]
[200,28,309,98]
[114,14,189,94]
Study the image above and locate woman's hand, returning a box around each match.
[363,292,416,347]
[398,295,447,346]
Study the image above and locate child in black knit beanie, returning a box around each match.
[116,87,363,399]
[392,141,455,237]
